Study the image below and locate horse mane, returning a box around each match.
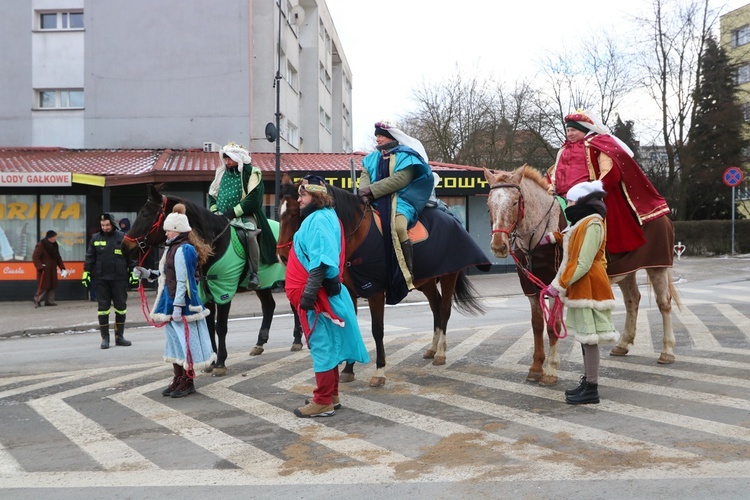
[163,192,225,244]
[520,165,550,191]
[327,185,363,232]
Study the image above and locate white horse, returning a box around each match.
[484,165,681,385]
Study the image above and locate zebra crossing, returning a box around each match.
[2,279,750,489]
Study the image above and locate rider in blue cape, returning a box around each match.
[359,121,434,293]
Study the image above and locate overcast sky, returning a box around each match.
[325,0,748,151]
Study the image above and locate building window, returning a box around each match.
[319,107,331,133]
[37,89,85,109]
[285,61,298,91]
[343,103,351,124]
[38,11,84,30]
[319,63,331,93]
[288,123,300,149]
[737,64,750,85]
[733,25,750,48]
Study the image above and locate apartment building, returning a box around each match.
[0,0,354,153]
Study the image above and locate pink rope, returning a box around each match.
[539,293,568,339]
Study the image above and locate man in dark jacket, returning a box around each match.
[32,230,67,307]
[83,213,137,349]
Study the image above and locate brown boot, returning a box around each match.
[169,376,196,398]
[294,401,335,418]
[162,364,184,396]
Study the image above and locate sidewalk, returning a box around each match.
[2,255,748,339]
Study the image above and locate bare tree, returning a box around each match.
[635,0,722,218]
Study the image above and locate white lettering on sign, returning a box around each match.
[0,173,72,187]
[3,266,24,275]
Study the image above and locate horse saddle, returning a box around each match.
[371,211,429,244]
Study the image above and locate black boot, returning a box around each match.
[566,381,599,405]
[400,240,414,276]
[100,324,110,349]
[114,322,132,346]
[565,375,587,396]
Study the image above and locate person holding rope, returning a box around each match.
[542,180,618,405]
[133,204,216,398]
[285,176,370,418]
[32,230,68,307]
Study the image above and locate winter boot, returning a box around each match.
[565,375,587,396]
[162,364,184,396]
[170,376,196,398]
[100,324,110,349]
[400,240,414,276]
[114,322,132,346]
[566,381,600,405]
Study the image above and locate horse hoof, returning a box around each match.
[610,346,629,357]
[657,353,675,364]
[423,349,436,360]
[249,346,264,356]
[211,367,227,377]
[290,343,303,352]
[340,372,355,383]
[526,371,542,382]
[539,375,558,386]
[203,365,214,373]
[432,356,446,366]
[369,376,386,387]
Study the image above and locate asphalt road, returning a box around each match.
[1,256,750,498]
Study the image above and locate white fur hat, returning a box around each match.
[566,180,606,203]
[163,212,191,233]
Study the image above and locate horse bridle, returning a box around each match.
[122,195,168,264]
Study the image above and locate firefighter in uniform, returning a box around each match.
[82,213,138,349]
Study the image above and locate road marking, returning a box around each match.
[0,440,23,474]
[673,308,722,350]
[440,326,500,368]
[110,384,283,473]
[27,397,157,471]
[437,369,750,443]
[715,303,750,342]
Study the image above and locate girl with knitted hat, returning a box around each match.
[133,204,216,398]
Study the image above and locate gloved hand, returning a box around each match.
[222,207,236,220]
[172,306,183,321]
[129,271,140,286]
[359,185,373,205]
[543,284,560,298]
[300,265,326,310]
[322,275,341,296]
[60,269,69,278]
[81,271,91,289]
[133,266,151,280]
[539,232,556,246]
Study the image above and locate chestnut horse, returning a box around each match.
[484,165,681,385]
[122,184,300,376]
[276,178,490,387]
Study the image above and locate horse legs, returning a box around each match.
[647,268,676,364]
[537,295,560,386]
[211,302,231,376]
[203,301,218,373]
[422,281,442,362]
[246,288,281,356]
[527,294,547,382]
[367,293,387,387]
[610,273,639,358]
[290,303,303,351]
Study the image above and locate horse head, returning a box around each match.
[485,164,557,258]
[276,177,302,265]
[122,184,173,257]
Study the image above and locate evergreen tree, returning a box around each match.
[611,116,640,164]
[682,36,748,220]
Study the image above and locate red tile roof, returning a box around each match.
[0,147,483,187]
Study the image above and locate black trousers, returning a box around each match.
[96,279,128,325]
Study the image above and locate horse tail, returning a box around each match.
[668,271,683,312]
[452,271,486,315]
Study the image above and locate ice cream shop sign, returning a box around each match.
[1,172,72,187]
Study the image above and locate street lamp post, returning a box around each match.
[273,3,282,219]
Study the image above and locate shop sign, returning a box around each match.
[0,172,72,187]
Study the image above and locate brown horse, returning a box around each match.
[276,178,490,387]
[484,165,681,385]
